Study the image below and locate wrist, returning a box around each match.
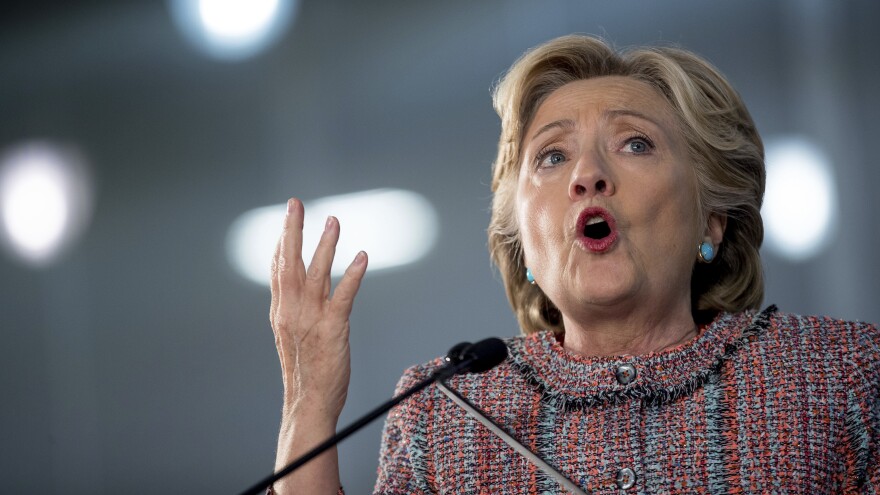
[283,391,343,423]
[276,410,338,466]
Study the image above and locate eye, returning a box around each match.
[622,136,654,154]
[536,148,567,168]
[548,151,566,165]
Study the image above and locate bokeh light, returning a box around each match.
[169,0,297,61]
[227,189,439,286]
[0,142,94,266]
[762,137,837,261]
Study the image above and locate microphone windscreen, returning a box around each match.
[460,338,508,374]
[444,341,472,365]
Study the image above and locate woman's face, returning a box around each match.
[516,76,721,322]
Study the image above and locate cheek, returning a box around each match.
[644,174,701,256]
[644,163,697,219]
[516,190,557,260]
[666,170,701,238]
[626,173,698,251]
[516,196,539,254]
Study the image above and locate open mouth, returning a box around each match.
[583,217,612,240]
[577,207,617,252]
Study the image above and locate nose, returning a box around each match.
[569,151,615,200]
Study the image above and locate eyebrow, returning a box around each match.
[527,109,666,144]
[529,119,576,143]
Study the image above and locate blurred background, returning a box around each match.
[1,0,878,492]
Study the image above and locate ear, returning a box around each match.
[703,212,727,248]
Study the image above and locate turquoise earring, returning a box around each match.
[698,241,715,263]
[526,267,536,285]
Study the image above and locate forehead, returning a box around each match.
[525,76,679,137]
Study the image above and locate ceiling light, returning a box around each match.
[227,189,439,286]
[0,142,93,266]
[762,137,837,261]
[169,0,297,61]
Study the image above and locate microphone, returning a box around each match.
[239,338,508,495]
[437,337,508,377]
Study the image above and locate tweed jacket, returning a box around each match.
[373,307,880,494]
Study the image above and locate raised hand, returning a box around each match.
[269,198,367,493]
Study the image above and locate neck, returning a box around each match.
[560,301,698,357]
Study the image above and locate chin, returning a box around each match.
[567,275,641,310]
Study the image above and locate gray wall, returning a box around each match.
[1,1,878,492]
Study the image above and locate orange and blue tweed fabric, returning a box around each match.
[373,306,879,494]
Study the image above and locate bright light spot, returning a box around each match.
[199,0,279,40]
[762,137,837,261]
[4,163,68,254]
[0,142,93,266]
[169,0,296,61]
[227,189,439,286]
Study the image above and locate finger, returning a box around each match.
[269,219,290,370]
[328,251,368,325]
[270,222,292,369]
[270,234,281,327]
[277,198,307,298]
[304,215,340,303]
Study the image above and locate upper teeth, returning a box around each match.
[586,216,605,225]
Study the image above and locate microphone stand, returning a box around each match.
[436,381,590,495]
[238,350,488,495]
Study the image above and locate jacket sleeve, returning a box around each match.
[373,361,441,494]
[844,322,880,494]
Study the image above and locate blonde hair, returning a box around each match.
[488,35,765,335]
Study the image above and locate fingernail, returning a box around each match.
[325,216,334,232]
[354,251,366,265]
[287,198,296,214]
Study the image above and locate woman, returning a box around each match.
[268,35,879,494]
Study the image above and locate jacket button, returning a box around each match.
[615,364,637,385]
[616,467,636,489]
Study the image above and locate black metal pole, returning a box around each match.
[238,368,447,495]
